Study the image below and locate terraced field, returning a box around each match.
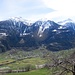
[0,48,74,75]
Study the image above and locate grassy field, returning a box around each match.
[0,48,74,75]
[4,57,45,70]
[5,68,72,75]
[0,49,47,69]
[0,57,46,70]
[6,68,48,75]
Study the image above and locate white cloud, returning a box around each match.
[0,0,75,21]
[42,0,75,21]
[45,10,75,19]
[0,0,54,21]
[43,0,75,11]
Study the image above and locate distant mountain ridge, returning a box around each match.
[0,17,75,52]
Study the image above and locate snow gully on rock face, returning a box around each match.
[0,17,75,51]
[37,20,54,37]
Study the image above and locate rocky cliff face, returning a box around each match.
[0,18,75,52]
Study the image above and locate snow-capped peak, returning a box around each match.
[58,18,74,25]
[10,17,29,22]
[37,20,51,37]
[9,17,31,26]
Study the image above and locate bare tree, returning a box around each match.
[45,51,75,75]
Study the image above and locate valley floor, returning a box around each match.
[0,48,74,75]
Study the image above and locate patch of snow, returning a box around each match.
[0,33,7,36]
[58,26,67,29]
[39,34,42,37]
[32,35,34,37]
[10,17,31,26]
[52,29,57,32]
[58,26,63,29]
[23,33,30,35]
[58,18,75,25]
[38,21,50,36]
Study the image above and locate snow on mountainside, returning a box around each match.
[10,17,32,26]
[57,18,75,31]
[58,18,75,25]
[32,20,59,38]
[0,17,75,35]
[36,20,51,37]
[0,17,75,51]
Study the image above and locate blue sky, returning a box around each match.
[0,0,75,22]
[0,0,54,21]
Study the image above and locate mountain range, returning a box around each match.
[0,17,75,52]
